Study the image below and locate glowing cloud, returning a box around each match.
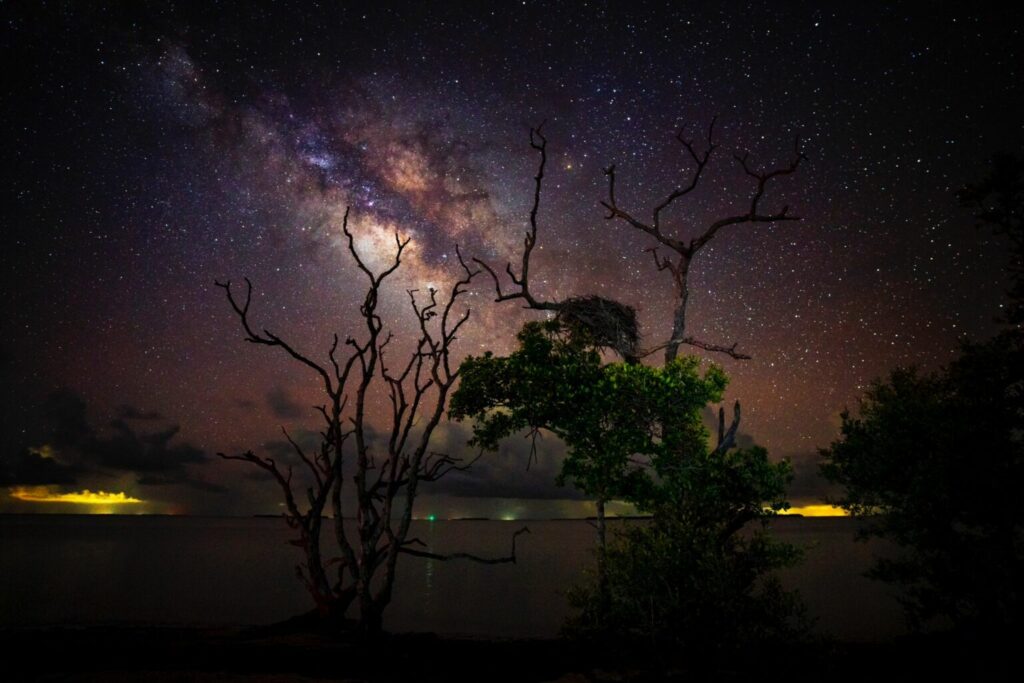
[783,504,849,517]
[10,487,144,505]
[28,444,57,459]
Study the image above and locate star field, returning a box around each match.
[2,2,1021,514]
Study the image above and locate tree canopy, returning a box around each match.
[450,319,730,513]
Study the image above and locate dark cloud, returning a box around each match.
[427,421,576,501]
[137,472,227,493]
[42,389,93,450]
[116,405,164,421]
[20,389,219,494]
[266,385,305,420]
[84,420,209,473]
[0,447,81,487]
[261,428,320,460]
[784,452,840,505]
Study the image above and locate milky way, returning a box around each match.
[3,3,1021,514]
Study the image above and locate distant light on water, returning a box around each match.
[426,514,437,522]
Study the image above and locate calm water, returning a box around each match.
[0,515,904,641]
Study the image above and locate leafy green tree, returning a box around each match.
[567,512,804,654]
[564,417,801,652]
[821,155,1024,636]
[451,320,803,648]
[451,319,728,549]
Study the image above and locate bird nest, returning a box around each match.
[556,295,639,362]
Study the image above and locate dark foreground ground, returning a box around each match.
[4,623,1018,682]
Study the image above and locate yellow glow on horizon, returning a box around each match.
[783,504,849,517]
[29,444,57,459]
[10,487,144,505]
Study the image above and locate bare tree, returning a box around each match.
[601,118,806,363]
[216,209,527,634]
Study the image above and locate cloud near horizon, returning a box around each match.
[0,389,224,511]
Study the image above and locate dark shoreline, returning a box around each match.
[4,623,1015,682]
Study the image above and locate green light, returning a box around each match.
[427,514,437,522]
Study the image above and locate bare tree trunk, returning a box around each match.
[359,588,384,634]
[305,516,333,612]
[665,260,690,364]
[595,496,608,553]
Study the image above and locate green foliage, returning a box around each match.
[451,320,728,505]
[566,517,806,651]
[565,441,803,651]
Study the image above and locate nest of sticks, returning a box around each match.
[556,295,639,363]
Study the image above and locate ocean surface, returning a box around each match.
[0,515,904,641]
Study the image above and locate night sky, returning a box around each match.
[3,2,1021,516]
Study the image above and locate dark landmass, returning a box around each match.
[4,623,1015,682]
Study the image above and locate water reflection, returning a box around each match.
[0,516,903,640]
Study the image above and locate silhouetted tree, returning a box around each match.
[600,118,806,363]
[821,155,1024,637]
[957,153,1024,327]
[216,212,526,634]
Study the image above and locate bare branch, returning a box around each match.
[638,336,752,361]
[214,278,336,395]
[645,247,676,275]
[475,122,560,311]
[600,120,807,363]
[400,526,531,564]
[652,116,718,230]
[711,401,741,457]
[218,450,302,520]
[689,136,806,253]
[601,164,688,254]
[420,449,485,482]
[282,426,324,488]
